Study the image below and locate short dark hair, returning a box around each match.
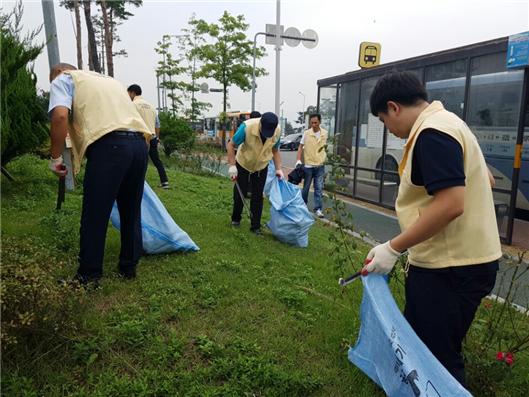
[370,71,428,116]
[309,113,321,121]
[250,111,261,119]
[127,84,142,95]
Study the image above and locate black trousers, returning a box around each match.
[231,162,268,230]
[404,261,498,387]
[149,137,168,184]
[78,132,148,281]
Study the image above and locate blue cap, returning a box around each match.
[260,112,278,138]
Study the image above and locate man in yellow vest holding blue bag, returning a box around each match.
[48,63,154,285]
[227,112,284,235]
[362,71,501,388]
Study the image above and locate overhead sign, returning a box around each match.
[302,29,318,49]
[507,31,529,69]
[284,27,301,47]
[266,24,284,45]
[359,42,381,68]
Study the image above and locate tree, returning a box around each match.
[73,0,82,68]
[178,14,211,123]
[82,0,101,72]
[98,0,142,76]
[0,2,48,169]
[155,35,188,115]
[158,112,195,156]
[192,11,266,149]
[284,121,295,135]
[99,0,113,76]
[60,0,142,75]
[59,0,83,68]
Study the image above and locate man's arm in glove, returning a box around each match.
[363,186,465,274]
[49,106,69,178]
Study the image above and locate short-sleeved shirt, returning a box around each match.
[232,122,281,149]
[411,128,466,195]
[48,74,74,115]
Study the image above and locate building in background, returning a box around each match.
[317,36,528,245]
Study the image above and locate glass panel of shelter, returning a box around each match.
[425,59,467,118]
[336,80,360,189]
[319,85,338,139]
[466,52,525,239]
[355,77,383,202]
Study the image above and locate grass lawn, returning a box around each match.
[2,155,528,396]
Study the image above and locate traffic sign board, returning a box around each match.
[359,42,381,68]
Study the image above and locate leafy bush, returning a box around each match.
[1,237,87,352]
[158,111,195,156]
[1,2,49,167]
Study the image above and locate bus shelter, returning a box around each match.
[317,36,528,245]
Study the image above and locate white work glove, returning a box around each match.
[295,160,302,167]
[363,241,401,274]
[228,165,238,181]
[49,156,68,177]
[275,169,285,179]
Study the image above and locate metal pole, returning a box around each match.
[41,0,60,67]
[162,36,167,110]
[252,32,258,112]
[274,0,281,115]
[156,74,161,111]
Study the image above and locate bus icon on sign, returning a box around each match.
[359,42,381,68]
[364,45,378,64]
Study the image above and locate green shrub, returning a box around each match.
[1,2,49,167]
[158,112,195,156]
[0,237,86,351]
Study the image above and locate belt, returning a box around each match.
[111,130,143,137]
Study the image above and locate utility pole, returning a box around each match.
[42,0,75,192]
[274,0,281,116]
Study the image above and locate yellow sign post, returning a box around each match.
[359,42,381,68]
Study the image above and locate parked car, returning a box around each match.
[279,133,302,151]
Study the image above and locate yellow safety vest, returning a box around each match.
[236,118,281,173]
[302,127,328,166]
[63,70,153,173]
[396,101,501,269]
[132,96,157,135]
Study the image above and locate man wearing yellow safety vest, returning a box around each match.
[295,113,328,218]
[227,112,284,235]
[48,63,154,285]
[127,84,169,189]
[362,71,501,388]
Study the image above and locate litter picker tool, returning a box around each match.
[56,165,66,210]
[338,269,368,287]
[234,179,253,221]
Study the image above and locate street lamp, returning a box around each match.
[298,91,306,129]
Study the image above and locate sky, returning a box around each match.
[11,0,529,123]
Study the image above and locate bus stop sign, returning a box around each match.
[507,31,529,69]
[359,42,381,69]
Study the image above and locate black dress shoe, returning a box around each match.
[250,228,263,236]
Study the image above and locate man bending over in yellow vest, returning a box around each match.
[362,71,501,389]
[48,63,154,286]
[227,112,284,235]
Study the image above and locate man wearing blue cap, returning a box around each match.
[227,112,284,235]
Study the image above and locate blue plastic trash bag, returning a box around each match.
[266,178,314,247]
[264,160,275,197]
[348,274,471,397]
[110,182,199,254]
